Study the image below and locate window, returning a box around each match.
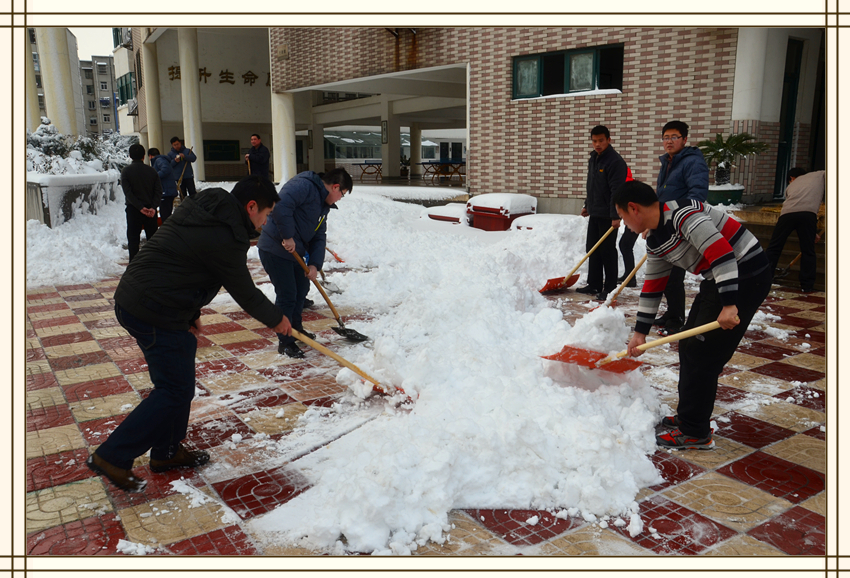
[100,97,111,108]
[100,81,108,90]
[512,44,624,99]
[38,95,44,109]
[90,117,98,125]
[203,140,240,162]
[135,51,143,88]
[35,74,41,88]
[116,72,135,105]
[84,69,93,79]
[29,28,36,44]
[97,64,108,75]
[32,53,39,72]
[88,101,96,110]
[103,115,110,123]
[86,85,93,94]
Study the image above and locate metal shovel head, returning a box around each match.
[539,273,580,294]
[541,345,643,373]
[332,325,369,342]
[321,280,342,294]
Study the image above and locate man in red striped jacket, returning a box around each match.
[613,180,772,449]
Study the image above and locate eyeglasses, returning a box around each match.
[662,136,683,142]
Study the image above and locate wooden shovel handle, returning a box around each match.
[609,254,647,302]
[291,329,384,390]
[291,251,342,322]
[600,320,726,366]
[564,226,616,282]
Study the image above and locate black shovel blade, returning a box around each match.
[332,325,369,342]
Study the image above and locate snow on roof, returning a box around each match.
[510,213,574,231]
[420,203,469,225]
[467,193,537,216]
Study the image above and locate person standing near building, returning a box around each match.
[168,136,197,198]
[245,133,270,180]
[87,176,292,492]
[576,125,628,301]
[615,180,771,449]
[765,168,824,293]
[653,120,709,335]
[258,168,353,358]
[148,147,178,223]
[121,143,162,261]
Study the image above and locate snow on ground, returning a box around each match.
[28,180,671,554]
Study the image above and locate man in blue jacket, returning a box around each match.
[577,125,628,301]
[245,133,270,180]
[258,168,353,358]
[148,147,178,223]
[653,120,709,335]
[168,136,197,199]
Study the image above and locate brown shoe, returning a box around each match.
[149,445,210,473]
[87,453,147,493]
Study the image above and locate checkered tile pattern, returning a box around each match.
[25,255,825,556]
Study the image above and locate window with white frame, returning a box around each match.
[32,53,39,72]
[88,101,96,110]
[100,81,108,90]
[512,44,624,99]
[103,115,110,123]
[38,95,45,109]
[90,117,98,125]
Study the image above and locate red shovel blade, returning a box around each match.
[595,358,643,373]
[539,273,580,294]
[541,345,643,373]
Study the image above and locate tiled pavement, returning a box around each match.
[25,255,827,556]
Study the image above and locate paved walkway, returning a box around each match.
[25,254,826,556]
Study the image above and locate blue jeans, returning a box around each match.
[95,304,198,469]
[258,249,310,346]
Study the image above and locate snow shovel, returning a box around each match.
[591,254,647,311]
[775,229,823,280]
[176,147,192,200]
[247,158,251,175]
[291,329,403,398]
[326,245,345,263]
[319,269,341,294]
[539,226,616,294]
[292,252,369,342]
[542,320,728,374]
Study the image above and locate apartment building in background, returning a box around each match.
[80,56,117,136]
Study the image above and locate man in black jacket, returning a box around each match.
[245,133,270,180]
[577,125,628,301]
[87,176,293,492]
[120,143,162,261]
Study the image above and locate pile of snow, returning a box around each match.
[419,203,469,225]
[467,193,537,216]
[511,213,574,231]
[26,117,134,176]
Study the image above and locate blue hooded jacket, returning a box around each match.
[257,171,333,267]
[655,146,709,205]
[167,146,197,181]
[152,155,178,197]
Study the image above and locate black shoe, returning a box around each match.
[619,276,637,288]
[294,328,316,341]
[279,342,305,358]
[304,298,315,308]
[149,445,210,473]
[801,288,816,294]
[87,453,147,493]
[653,312,673,326]
[657,318,683,337]
[576,285,601,295]
[659,415,680,429]
[595,291,609,302]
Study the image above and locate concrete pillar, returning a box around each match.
[25,44,41,132]
[271,91,297,184]
[34,28,78,136]
[308,120,324,173]
[409,122,422,176]
[141,41,163,151]
[731,28,769,121]
[177,28,205,180]
[139,132,149,156]
[380,98,401,177]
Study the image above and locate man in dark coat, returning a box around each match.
[258,168,353,358]
[148,147,178,223]
[577,125,628,301]
[86,176,293,492]
[167,136,197,198]
[121,143,162,261]
[245,133,271,180]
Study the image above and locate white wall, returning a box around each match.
[66,29,86,135]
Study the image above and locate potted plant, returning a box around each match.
[697,132,769,204]
[400,154,410,178]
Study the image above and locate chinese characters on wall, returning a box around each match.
[168,65,271,87]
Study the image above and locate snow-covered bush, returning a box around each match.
[27,117,136,175]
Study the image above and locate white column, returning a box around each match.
[139,132,149,156]
[177,28,205,181]
[380,98,401,177]
[25,44,41,132]
[307,121,324,173]
[271,91,296,184]
[731,28,769,121]
[35,28,78,136]
[409,122,422,176]
[141,41,163,151]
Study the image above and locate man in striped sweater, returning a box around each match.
[613,180,772,449]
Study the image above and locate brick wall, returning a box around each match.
[730,119,779,199]
[270,27,739,205]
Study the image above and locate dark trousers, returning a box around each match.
[179,178,197,198]
[585,217,619,293]
[661,267,687,322]
[95,305,198,470]
[159,195,177,223]
[676,265,772,438]
[259,249,310,346]
[764,211,818,291]
[619,227,639,276]
[126,205,158,262]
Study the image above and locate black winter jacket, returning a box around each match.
[121,160,163,211]
[114,188,283,331]
[246,144,270,179]
[585,146,628,219]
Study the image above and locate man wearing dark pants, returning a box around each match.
[168,137,197,198]
[87,176,292,492]
[653,120,709,335]
[258,168,353,358]
[121,143,162,261]
[148,147,178,223]
[615,180,771,449]
[245,133,271,180]
[765,168,824,293]
[576,125,628,301]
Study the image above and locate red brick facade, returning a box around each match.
[270,27,742,201]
